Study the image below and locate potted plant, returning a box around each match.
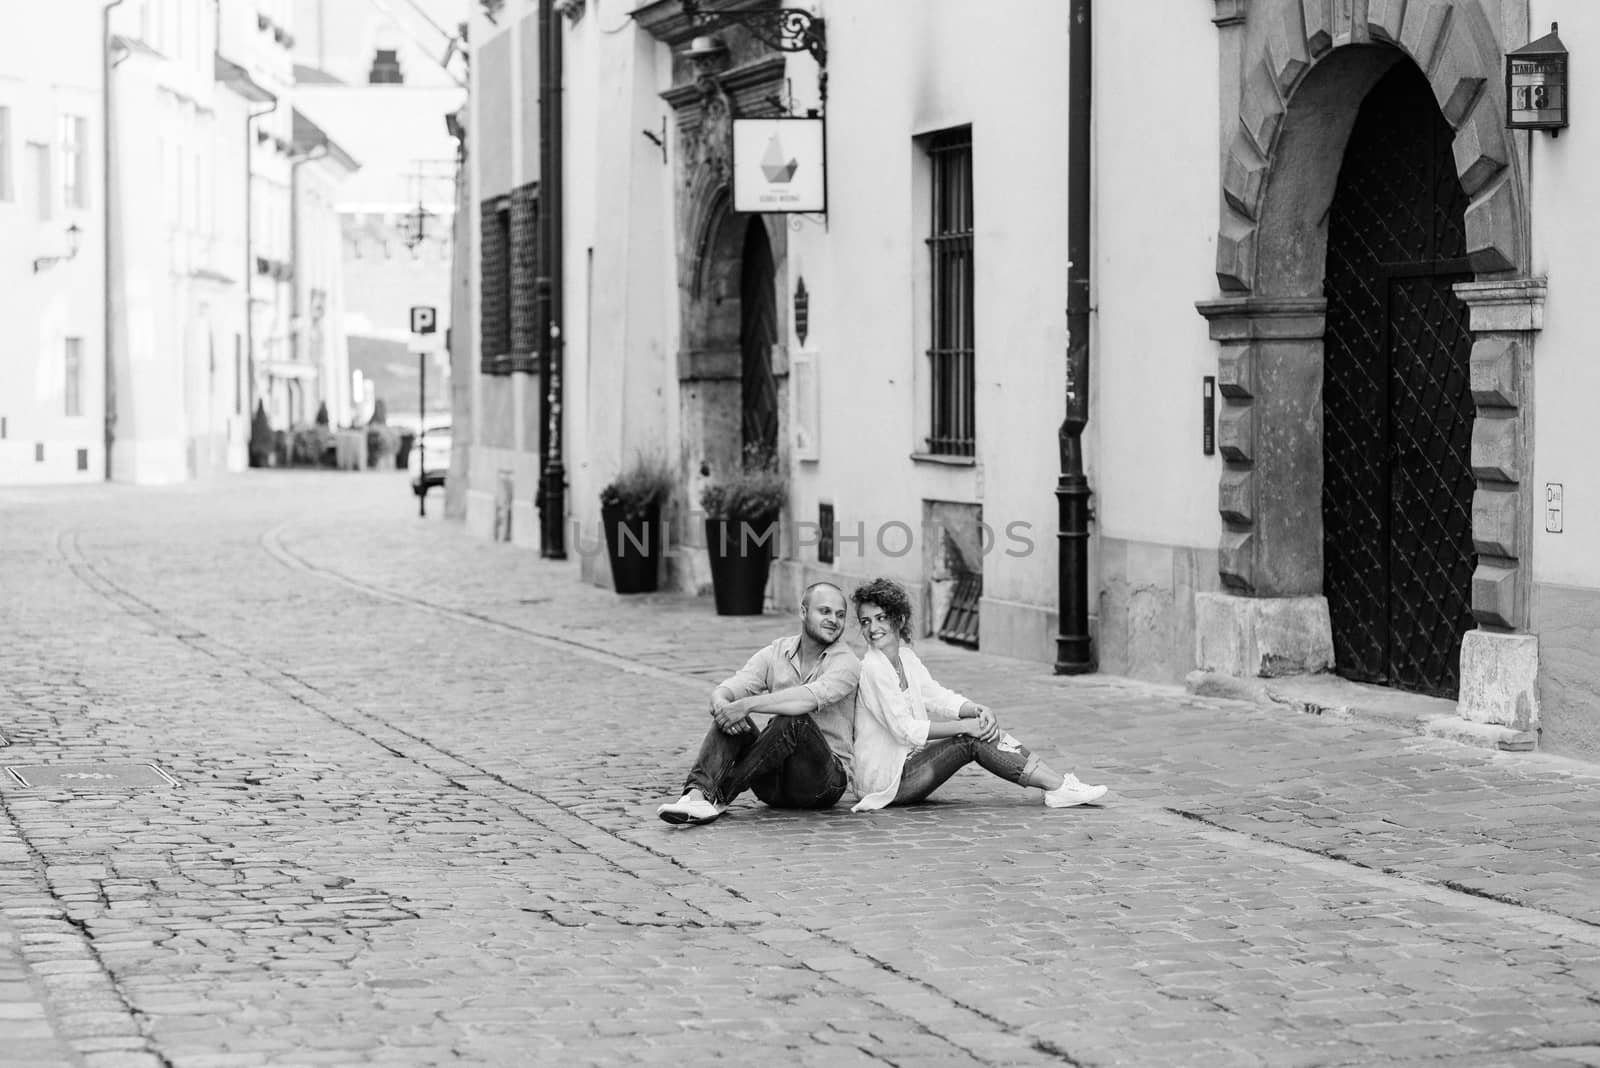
[700,460,786,615]
[599,457,674,594]
[248,400,274,468]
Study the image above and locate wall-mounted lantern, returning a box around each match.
[32,223,82,273]
[1507,23,1568,136]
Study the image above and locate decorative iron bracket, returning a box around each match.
[680,0,826,68]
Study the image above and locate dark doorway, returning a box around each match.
[739,218,778,466]
[1322,60,1477,699]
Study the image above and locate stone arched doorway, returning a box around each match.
[680,194,787,485]
[1196,2,1545,729]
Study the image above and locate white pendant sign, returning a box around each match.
[733,118,826,214]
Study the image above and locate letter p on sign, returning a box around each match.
[410,305,437,334]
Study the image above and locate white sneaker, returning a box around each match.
[657,788,728,825]
[1044,773,1107,808]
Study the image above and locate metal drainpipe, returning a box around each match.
[102,0,124,481]
[536,0,567,558]
[245,97,279,427]
[1055,0,1094,675]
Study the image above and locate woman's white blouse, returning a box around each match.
[850,646,968,812]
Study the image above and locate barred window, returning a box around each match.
[926,126,974,457]
[479,197,513,372]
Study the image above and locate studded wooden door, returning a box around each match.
[1322,62,1477,699]
[740,218,779,466]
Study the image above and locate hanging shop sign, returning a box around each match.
[733,117,826,214]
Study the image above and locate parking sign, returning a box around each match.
[410,305,437,334]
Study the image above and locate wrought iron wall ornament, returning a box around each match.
[793,276,809,346]
[680,0,826,68]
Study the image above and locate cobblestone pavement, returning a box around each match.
[2,472,1600,1067]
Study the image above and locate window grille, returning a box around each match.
[926,126,974,457]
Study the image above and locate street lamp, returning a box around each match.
[399,201,435,250]
[33,223,83,273]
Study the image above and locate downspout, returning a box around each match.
[245,96,279,423]
[102,0,124,480]
[536,0,567,558]
[1055,0,1094,674]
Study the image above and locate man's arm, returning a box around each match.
[712,646,775,710]
[711,653,860,731]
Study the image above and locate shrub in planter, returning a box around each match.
[290,424,337,467]
[364,399,398,468]
[366,424,400,468]
[248,401,274,468]
[599,457,674,594]
[700,462,786,615]
[394,429,416,470]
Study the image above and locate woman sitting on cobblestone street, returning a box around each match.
[849,577,1107,813]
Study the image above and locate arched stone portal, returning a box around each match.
[1196,1,1545,731]
[648,32,790,574]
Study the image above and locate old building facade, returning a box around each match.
[0,1,108,484]
[454,0,1600,760]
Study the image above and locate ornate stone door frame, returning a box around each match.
[636,2,791,553]
[1195,0,1544,734]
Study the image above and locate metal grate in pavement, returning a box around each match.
[4,763,180,790]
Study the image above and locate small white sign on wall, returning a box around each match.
[1546,482,1564,533]
[791,352,819,462]
[733,118,827,214]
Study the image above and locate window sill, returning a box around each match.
[909,452,976,467]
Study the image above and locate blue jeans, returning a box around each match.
[684,715,848,810]
[890,735,1039,806]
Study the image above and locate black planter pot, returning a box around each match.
[602,503,663,594]
[705,517,775,615]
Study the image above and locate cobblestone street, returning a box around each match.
[2,473,1600,1067]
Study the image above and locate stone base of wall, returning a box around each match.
[1534,583,1600,762]
[1194,592,1335,679]
[1098,538,1222,683]
[465,445,542,549]
[1457,630,1540,732]
[978,596,1060,666]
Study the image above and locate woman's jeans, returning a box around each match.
[683,714,848,810]
[891,734,1040,806]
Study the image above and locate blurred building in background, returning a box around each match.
[0,2,107,484]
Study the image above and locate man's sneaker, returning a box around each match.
[1043,773,1107,808]
[657,788,727,825]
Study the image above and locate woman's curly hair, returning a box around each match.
[850,577,914,643]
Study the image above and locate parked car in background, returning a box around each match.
[408,423,451,497]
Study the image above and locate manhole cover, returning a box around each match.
[4,763,179,790]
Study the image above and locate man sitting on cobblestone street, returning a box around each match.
[657,582,860,826]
